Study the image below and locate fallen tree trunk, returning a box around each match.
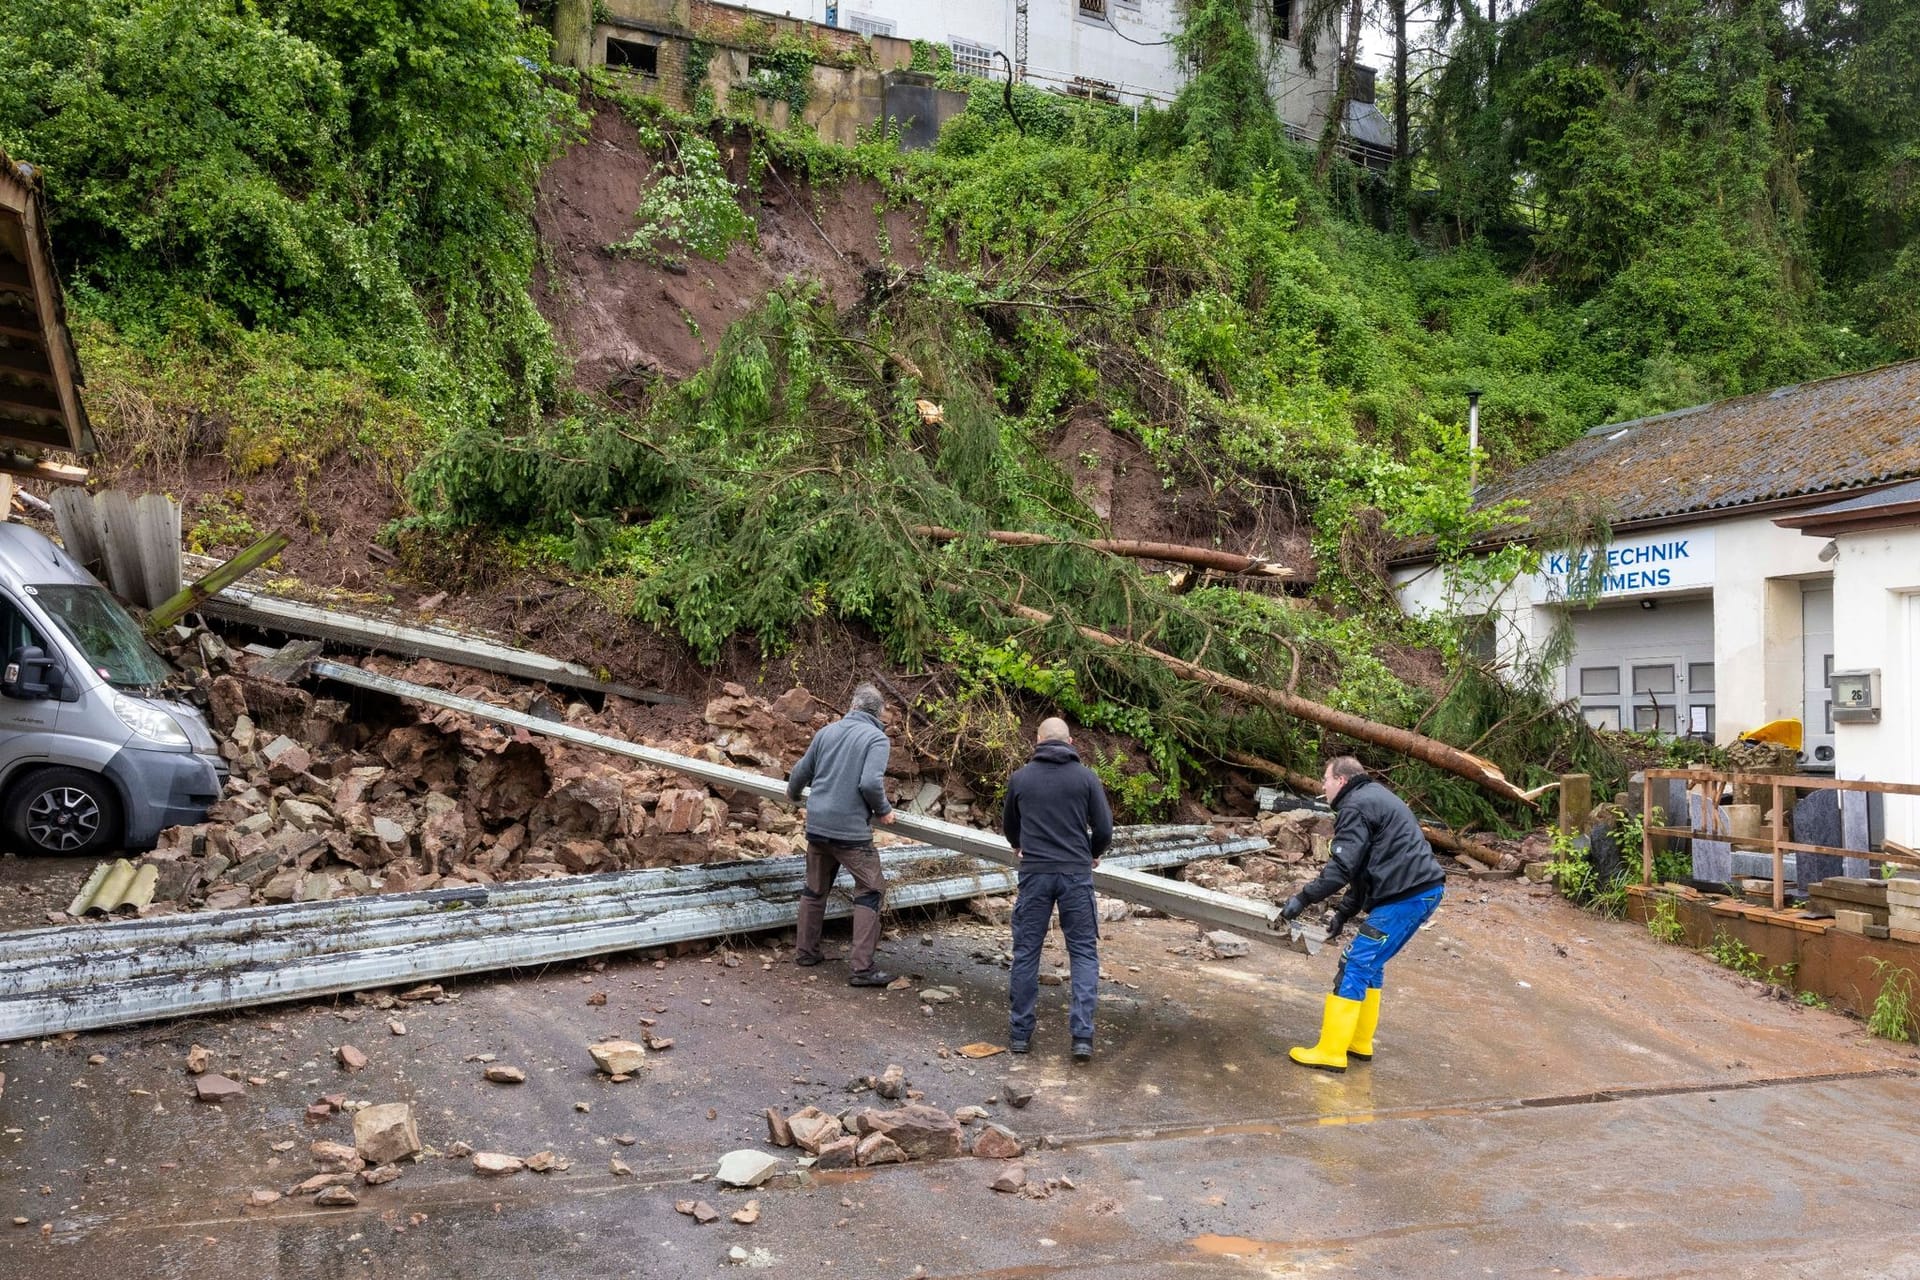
[995,599,1536,808]
[1225,749,1509,869]
[912,524,1294,580]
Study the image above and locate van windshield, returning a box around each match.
[28,584,173,690]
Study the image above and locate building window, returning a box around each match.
[1634,705,1678,735]
[1272,0,1294,39]
[1583,706,1621,732]
[950,38,996,79]
[1688,662,1714,692]
[1350,65,1377,105]
[1079,0,1108,19]
[847,12,895,37]
[1632,664,1675,694]
[605,37,659,76]
[1579,667,1620,697]
[1464,615,1497,665]
[825,2,839,26]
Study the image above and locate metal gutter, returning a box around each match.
[2,835,1265,988]
[184,571,684,704]
[0,839,1256,1041]
[313,661,1289,939]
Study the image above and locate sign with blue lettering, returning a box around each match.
[1531,530,1715,603]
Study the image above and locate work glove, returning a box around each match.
[1323,907,1353,940]
[1279,895,1306,922]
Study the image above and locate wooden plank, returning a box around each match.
[0,455,86,486]
[1771,781,1785,910]
[0,384,62,417]
[1559,773,1591,838]
[0,347,52,383]
[1641,826,1920,868]
[1644,769,1920,798]
[145,530,290,630]
[17,194,93,454]
[0,260,28,295]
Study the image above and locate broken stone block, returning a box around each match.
[525,1151,557,1173]
[812,1136,857,1169]
[1004,1082,1034,1109]
[471,1152,524,1176]
[687,1200,719,1224]
[764,1108,794,1148]
[292,1172,353,1195]
[246,1189,282,1208]
[971,1124,1024,1159]
[336,1044,368,1073]
[185,1044,210,1076]
[279,798,330,831]
[990,1164,1027,1193]
[715,1149,781,1188]
[731,1200,760,1225]
[1204,930,1251,959]
[311,1140,363,1173]
[786,1109,843,1155]
[195,1074,245,1104]
[353,1103,421,1165]
[263,739,314,784]
[360,1164,403,1186]
[855,1104,962,1160]
[554,839,608,873]
[873,1063,907,1100]
[855,1132,906,1167]
[314,1185,359,1208]
[589,1039,646,1076]
[609,1156,633,1177]
[483,1065,527,1084]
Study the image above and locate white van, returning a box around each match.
[0,524,223,855]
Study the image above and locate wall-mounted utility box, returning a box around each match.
[1830,668,1882,723]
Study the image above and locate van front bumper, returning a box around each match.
[105,748,223,850]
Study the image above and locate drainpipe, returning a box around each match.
[1466,388,1482,492]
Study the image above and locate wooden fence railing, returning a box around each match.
[1640,769,1920,910]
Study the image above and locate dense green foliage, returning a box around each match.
[0,0,581,467]
[5,0,1916,822]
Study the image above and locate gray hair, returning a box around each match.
[1324,755,1368,783]
[849,683,885,718]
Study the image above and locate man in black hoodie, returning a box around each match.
[1278,755,1447,1072]
[1001,718,1114,1061]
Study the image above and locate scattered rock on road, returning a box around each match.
[472,1152,524,1176]
[589,1039,646,1076]
[991,1164,1028,1193]
[971,1124,1024,1159]
[353,1103,421,1165]
[483,1065,527,1084]
[336,1044,369,1073]
[715,1150,781,1188]
[194,1074,245,1104]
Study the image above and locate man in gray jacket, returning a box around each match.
[786,683,898,986]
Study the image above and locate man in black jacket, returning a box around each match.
[1001,718,1114,1061]
[1278,755,1446,1072]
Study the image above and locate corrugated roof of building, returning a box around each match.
[1401,359,1920,561]
[1787,475,1920,518]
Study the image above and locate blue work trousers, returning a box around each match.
[1333,884,1444,1000]
[1008,871,1099,1044]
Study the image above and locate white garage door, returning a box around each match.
[1561,596,1716,739]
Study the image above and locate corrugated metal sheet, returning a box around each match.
[1405,359,1920,560]
[66,858,158,916]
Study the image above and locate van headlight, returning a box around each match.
[109,691,191,747]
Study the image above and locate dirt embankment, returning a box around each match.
[70,100,1314,806]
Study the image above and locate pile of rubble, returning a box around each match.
[106,628,991,918]
[1177,806,1337,903]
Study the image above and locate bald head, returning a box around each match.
[1036,717,1072,744]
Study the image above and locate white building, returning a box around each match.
[1391,359,1920,843]
[736,0,1384,152]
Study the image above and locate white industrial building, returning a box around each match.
[1391,360,1920,843]
[735,0,1388,156]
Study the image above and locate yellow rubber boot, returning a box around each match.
[1347,988,1382,1061]
[1289,993,1364,1073]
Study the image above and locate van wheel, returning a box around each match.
[6,768,123,857]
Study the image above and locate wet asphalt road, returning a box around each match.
[2,875,1917,1278]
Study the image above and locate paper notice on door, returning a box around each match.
[1689,706,1710,735]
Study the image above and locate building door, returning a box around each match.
[1628,655,1682,737]
[1802,584,1835,766]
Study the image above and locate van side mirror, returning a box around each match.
[2,645,60,700]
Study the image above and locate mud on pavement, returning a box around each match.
[3,876,1918,1279]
